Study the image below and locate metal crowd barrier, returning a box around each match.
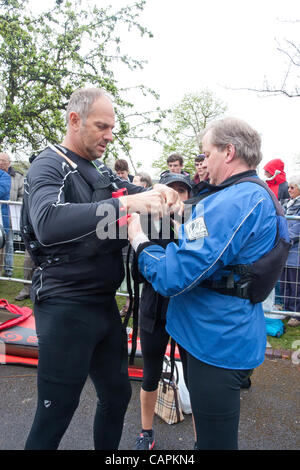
[0,200,299,318]
[263,214,300,319]
[0,200,29,285]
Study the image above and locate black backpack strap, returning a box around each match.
[123,245,140,365]
[51,144,116,201]
[199,175,290,302]
[235,176,285,216]
[169,338,176,386]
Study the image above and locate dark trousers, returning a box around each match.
[140,319,187,392]
[184,352,252,450]
[25,295,131,450]
[280,266,300,314]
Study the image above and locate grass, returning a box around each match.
[267,318,300,350]
[1,254,299,351]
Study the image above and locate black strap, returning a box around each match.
[169,338,176,386]
[235,176,285,216]
[185,170,257,206]
[53,145,117,195]
[161,355,179,383]
[123,245,140,365]
[195,174,285,300]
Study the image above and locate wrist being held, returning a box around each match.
[127,213,149,249]
[119,190,165,217]
[131,232,150,251]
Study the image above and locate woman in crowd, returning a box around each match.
[133,172,153,189]
[280,176,300,327]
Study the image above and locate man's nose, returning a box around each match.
[104,128,114,142]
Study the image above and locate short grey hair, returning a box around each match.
[202,117,263,168]
[65,87,107,124]
[135,172,153,188]
[0,152,10,163]
[287,175,300,189]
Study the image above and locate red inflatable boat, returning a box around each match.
[0,299,179,379]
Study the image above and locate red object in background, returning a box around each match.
[112,188,128,198]
[0,299,32,331]
[0,305,145,378]
[0,313,38,366]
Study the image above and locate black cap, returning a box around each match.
[195,154,205,162]
[159,172,192,190]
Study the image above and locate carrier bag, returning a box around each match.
[265,317,285,338]
[176,360,192,414]
[154,356,184,425]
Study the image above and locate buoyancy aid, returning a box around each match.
[186,172,291,303]
[20,145,127,269]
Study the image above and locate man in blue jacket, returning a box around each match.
[128,117,281,450]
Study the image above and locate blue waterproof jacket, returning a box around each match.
[0,169,11,233]
[137,173,278,370]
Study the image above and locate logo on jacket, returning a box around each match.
[185,216,208,240]
[44,400,52,408]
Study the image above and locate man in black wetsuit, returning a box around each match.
[23,87,182,450]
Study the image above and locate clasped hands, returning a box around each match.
[118,183,184,245]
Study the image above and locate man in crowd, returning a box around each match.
[193,154,209,184]
[160,153,190,181]
[22,87,182,450]
[167,153,185,174]
[114,158,134,182]
[0,152,24,277]
[0,166,11,262]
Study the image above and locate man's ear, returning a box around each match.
[69,111,81,131]
[225,143,235,163]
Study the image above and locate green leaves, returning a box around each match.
[154,89,227,174]
[0,0,163,162]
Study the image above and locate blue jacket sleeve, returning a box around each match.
[287,216,300,244]
[0,171,11,199]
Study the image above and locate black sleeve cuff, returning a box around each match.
[136,241,156,258]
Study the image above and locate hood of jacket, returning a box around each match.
[263,159,287,198]
[264,159,287,183]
